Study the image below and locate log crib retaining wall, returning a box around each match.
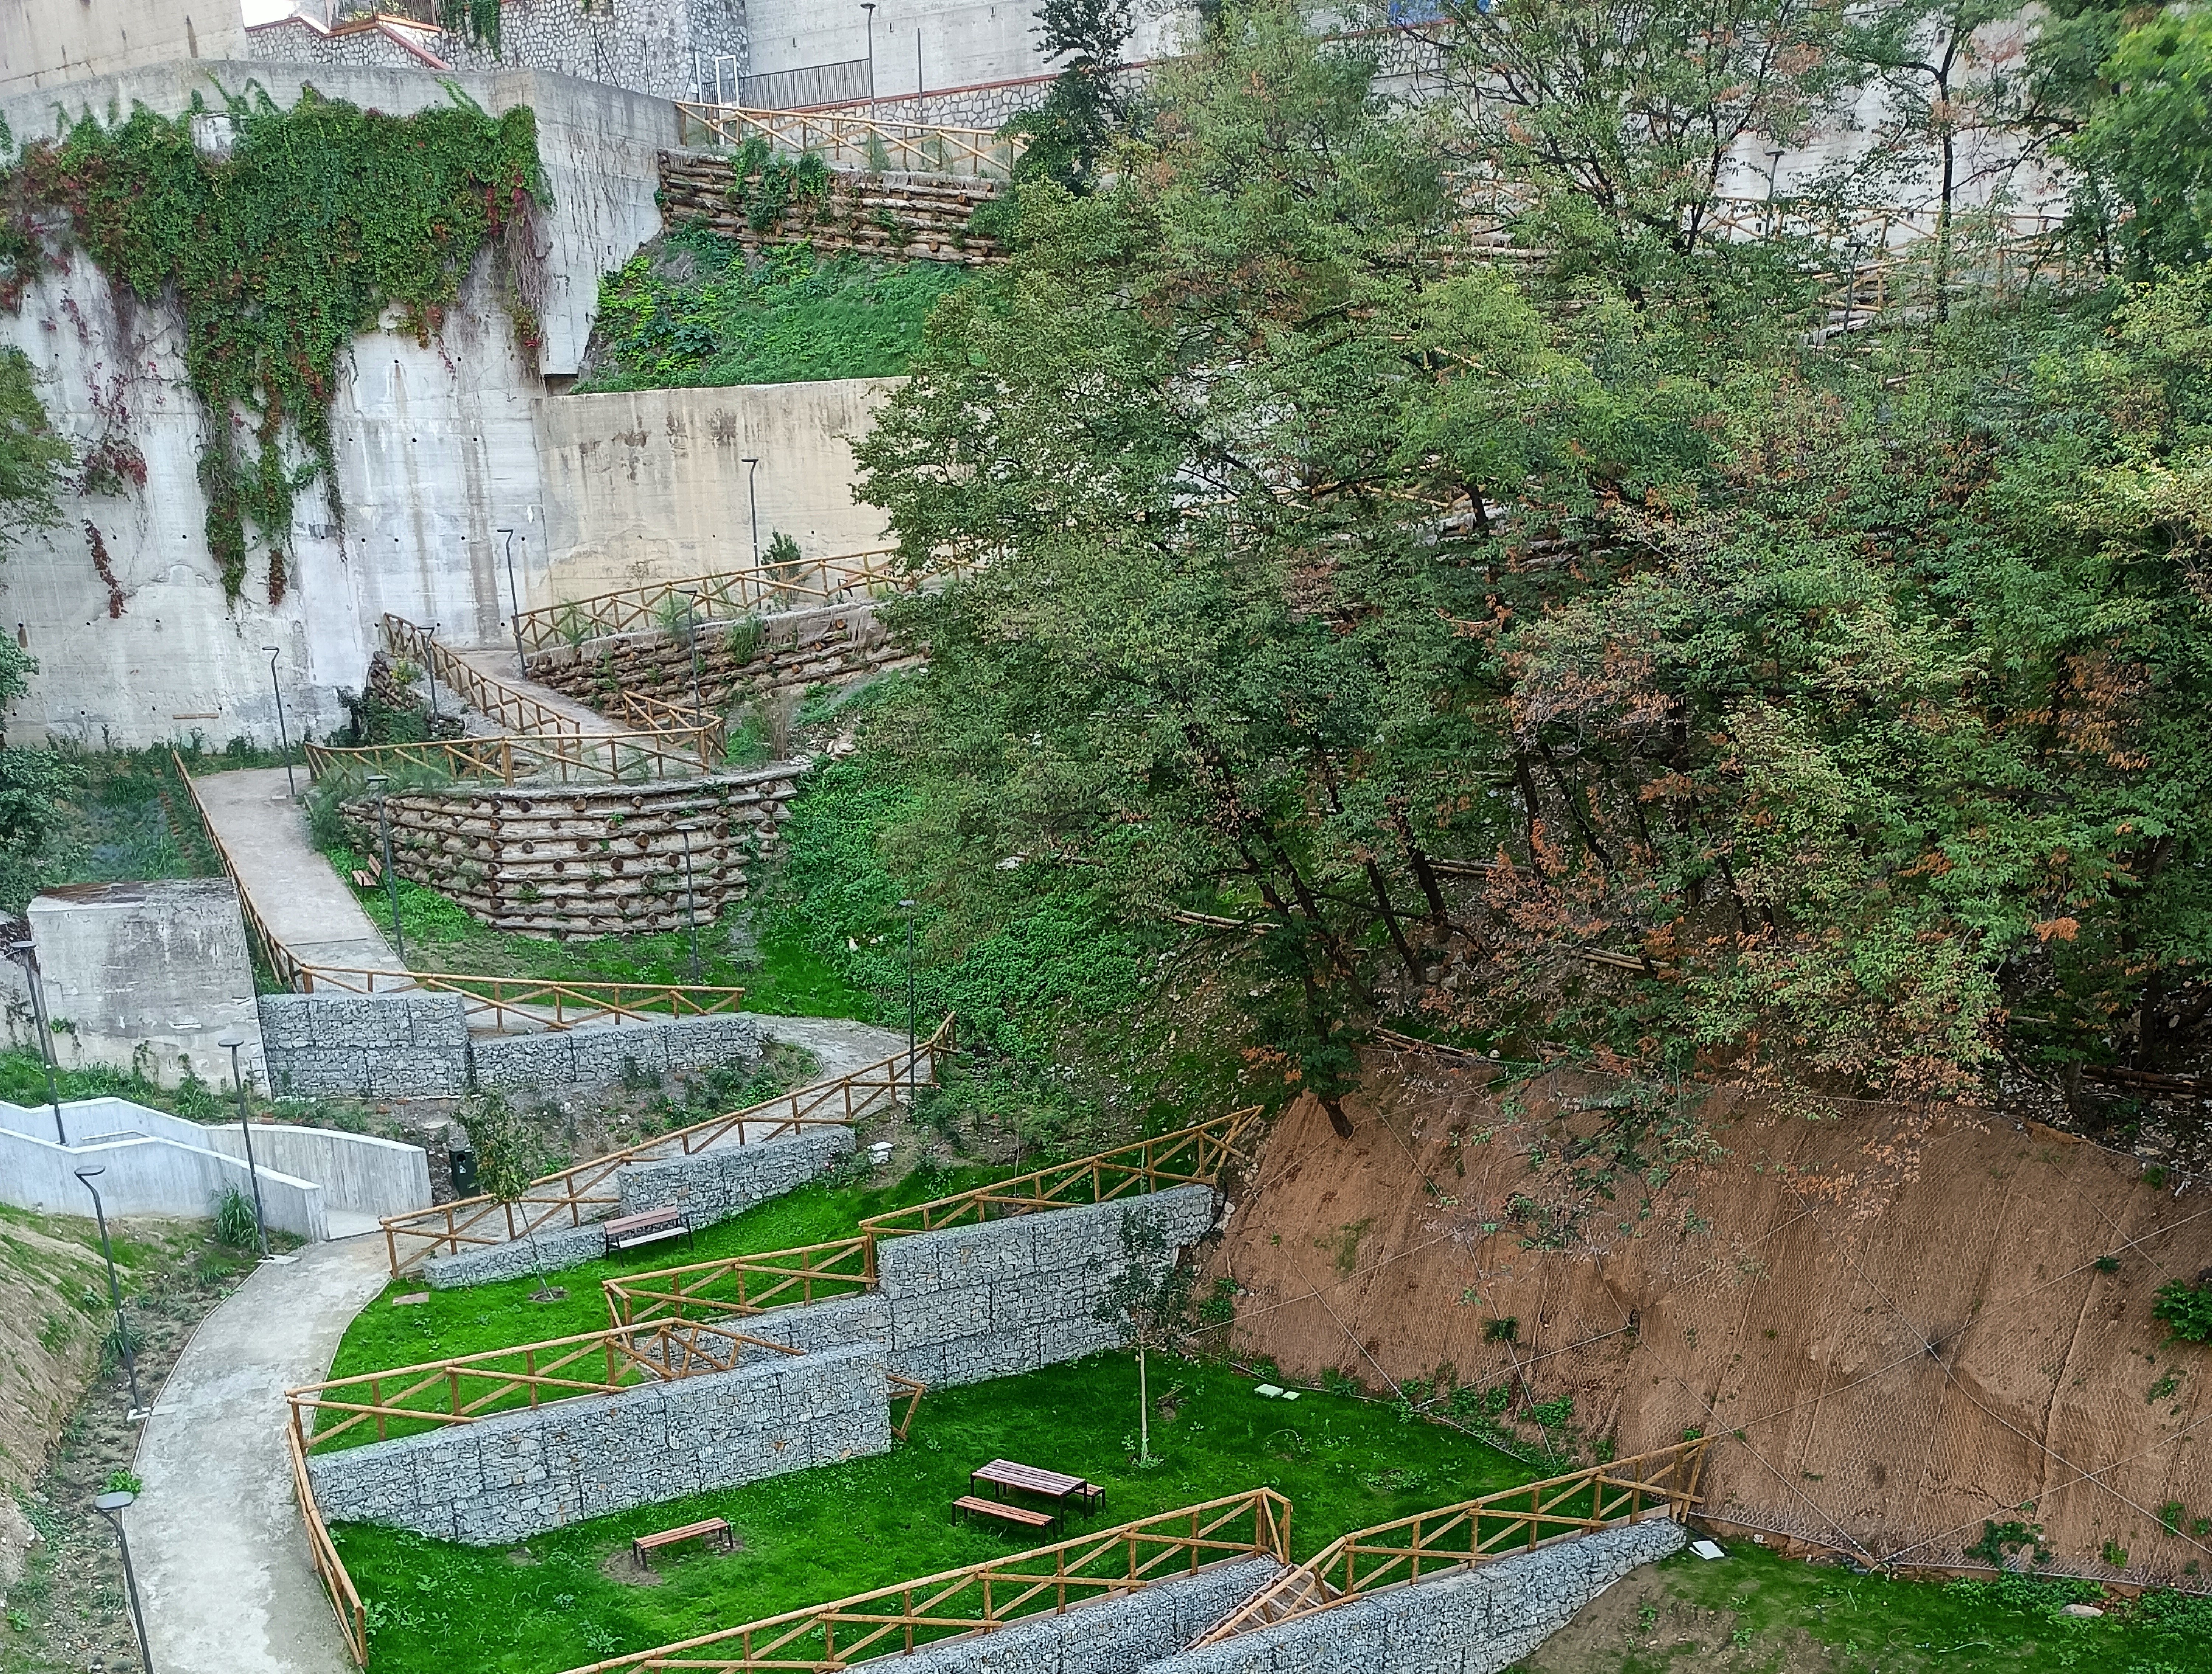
[339,766,800,940]
[656,151,1006,264]
[524,600,910,712]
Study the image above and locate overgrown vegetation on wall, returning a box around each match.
[579,228,976,391]
[0,86,545,604]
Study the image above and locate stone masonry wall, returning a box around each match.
[526,601,909,713]
[259,993,471,1098]
[342,767,799,940]
[306,1341,891,1545]
[1142,1518,1691,1674]
[874,1187,1218,1388]
[657,152,1005,265]
[423,1125,851,1288]
[893,1557,1284,1674]
[260,997,761,1099]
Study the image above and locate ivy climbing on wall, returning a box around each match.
[0,84,546,605]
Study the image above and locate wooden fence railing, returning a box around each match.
[380,1016,957,1274]
[559,1488,1291,1674]
[287,1423,368,1665]
[511,547,953,655]
[295,965,748,1034]
[1187,1437,1711,1647]
[672,102,1026,181]
[856,1106,1264,1239]
[604,1236,875,1327]
[289,1317,928,1454]
[303,725,720,786]
[382,613,582,737]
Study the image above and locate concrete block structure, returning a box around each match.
[28,880,262,1089]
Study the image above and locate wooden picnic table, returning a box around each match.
[969,1458,1103,1515]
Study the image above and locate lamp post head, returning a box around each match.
[93,1490,135,1515]
[216,1029,246,1051]
[262,643,281,657]
[898,898,917,909]
[75,1164,105,1182]
[365,773,390,791]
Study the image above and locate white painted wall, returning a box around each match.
[534,379,897,600]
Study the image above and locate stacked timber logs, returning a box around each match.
[339,768,800,940]
[655,150,1006,265]
[526,602,914,711]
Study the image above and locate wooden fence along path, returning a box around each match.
[288,1317,927,1454]
[303,725,721,786]
[1187,1438,1712,1646]
[287,1425,367,1665]
[563,1490,1292,1674]
[507,546,970,656]
[599,1104,1265,1327]
[380,613,583,737]
[379,1016,958,1274]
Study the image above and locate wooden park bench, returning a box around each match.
[602,1205,692,1256]
[953,1495,1058,1537]
[632,1517,732,1567]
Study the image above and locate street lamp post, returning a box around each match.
[741,458,761,567]
[72,1167,146,1420]
[862,4,878,117]
[215,1029,269,1259]
[261,645,296,800]
[365,774,406,965]
[497,527,526,675]
[4,937,65,1143]
[92,1490,154,1674]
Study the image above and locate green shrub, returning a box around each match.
[213,1183,261,1250]
[2153,1278,2212,1342]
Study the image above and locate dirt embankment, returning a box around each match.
[0,1216,108,1570]
[1212,1054,2212,1585]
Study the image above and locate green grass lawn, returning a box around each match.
[330,845,873,1020]
[1515,1539,2212,1673]
[332,1351,1537,1674]
[324,1161,1003,1421]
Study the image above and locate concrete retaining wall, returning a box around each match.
[892,1558,1285,1674]
[1141,1519,1691,1674]
[0,1113,328,1240]
[421,1126,852,1288]
[875,1187,1219,1388]
[307,1340,892,1544]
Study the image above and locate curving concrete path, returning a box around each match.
[132,1233,390,1674]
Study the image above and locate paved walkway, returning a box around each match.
[194,770,406,975]
[445,643,621,736]
[132,1233,390,1674]
[742,1013,911,1080]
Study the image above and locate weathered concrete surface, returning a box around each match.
[532,380,896,603]
[1144,1520,1691,1674]
[3,0,245,99]
[28,879,263,1087]
[192,770,406,975]
[131,1232,391,1674]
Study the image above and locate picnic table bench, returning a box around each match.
[632,1517,732,1567]
[953,1496,1058,1536]
[602,1205,693,1255]
[965,1459,1103,1522]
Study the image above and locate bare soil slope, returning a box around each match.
[1214,1053,2212,1584]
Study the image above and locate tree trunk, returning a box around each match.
[1322,1094,1354,1139]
